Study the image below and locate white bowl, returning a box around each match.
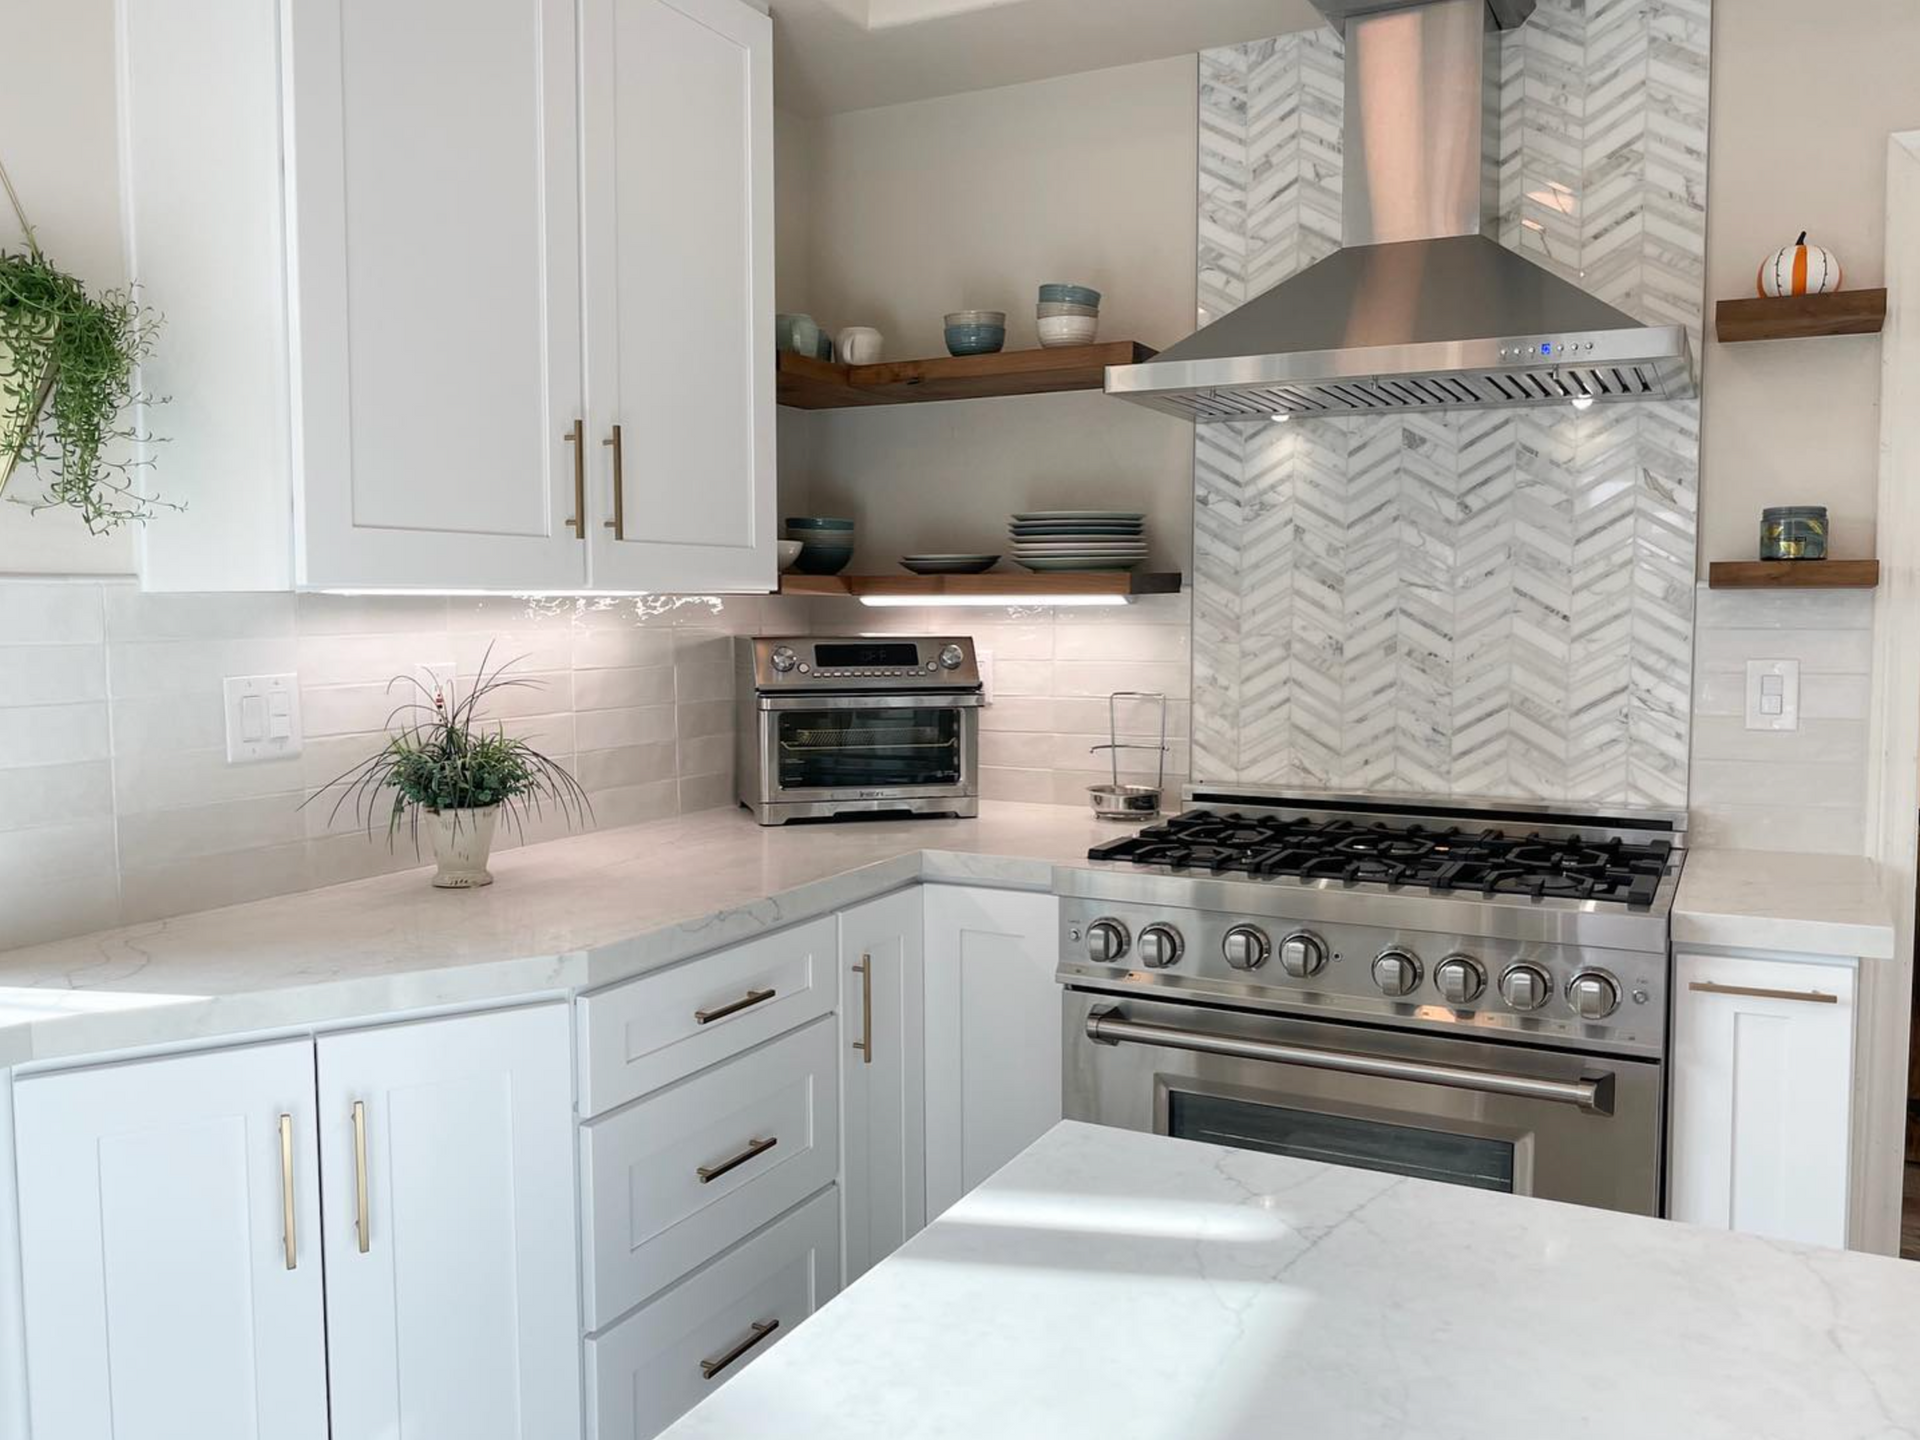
[778,539,804,572]
[1037,315,1100,347]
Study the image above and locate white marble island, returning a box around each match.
[665,1122,1920,1440]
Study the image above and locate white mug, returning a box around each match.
[836,326,883,365]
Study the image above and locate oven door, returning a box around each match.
[757,692,979,802]
[1062,988,1662,1215]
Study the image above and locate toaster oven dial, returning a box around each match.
[938,644,966,670]
[1499,964,1553,1012]
[769,645,799,673]
[1222,925,1270,971]
[1276,930,1327,979]
[1371,948,1421,997]
[1137,924,1184,969]
[1568,970,1621,1020]
[1084,919,1130,965]
[1434,955,1485,1007]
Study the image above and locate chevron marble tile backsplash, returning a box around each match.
[1193,1,1710,808]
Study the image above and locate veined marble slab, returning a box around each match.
[1674,848,1895,960]
[664,1121,1920,1440]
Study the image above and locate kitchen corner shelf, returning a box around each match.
[1707,559,1881,590]
[780,571,1183,600]
[775,341,1157,409]
[1714,289,1887,343]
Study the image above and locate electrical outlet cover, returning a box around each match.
[223,673,303,763]
[1744,659,1801,732]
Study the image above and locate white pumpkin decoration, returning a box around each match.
[1757,231,1843,297]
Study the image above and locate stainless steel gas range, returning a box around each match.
[1056,791,1686,1216]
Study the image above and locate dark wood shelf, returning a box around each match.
[1707,559,1881,590]
[1715,289,1887,343]
[776,342,1157,409]
[780,571,1183,600]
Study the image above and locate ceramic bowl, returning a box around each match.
[784,516,855,533]
[793,542,854,575]
[1039,283,1102,307]
[945,310,1007,327]
[1037,300,1100,319]
[1037,315,1099,347]
[777,539,804,572]
[945,324,1007,356]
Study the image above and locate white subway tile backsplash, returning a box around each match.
[105,588,296,641]
[297,592,449,635]
[1,644,108,705]
[576,705,677,752]
[576,741,678,792]
[0,878,121,951]
[0,760,114,831]
[676,699,734,739]
[573,665,677,711]
[0,703,111,769]
[678,772,734,815]
[117,793,307,869]
[677,732,732,779]
[0,819,118,883]
[119,840,313,925]
[674,662,733,705]
[114,745,307,814]
[107,639,291,698]
[572,627,676,670]
[1691,627,1873,674]
[0,583,105,644]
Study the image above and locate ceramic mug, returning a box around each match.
[836,326,883,365]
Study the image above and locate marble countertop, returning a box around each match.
[1673,848,1895,960]
[665,1121,1920,1440]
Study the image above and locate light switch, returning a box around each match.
[1744,659,1800,732]
[224,673,303,763]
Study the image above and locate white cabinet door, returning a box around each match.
[12,1040,329,1440]
[581,0,775,593]
[923,886,1063,1220]
[1670,953,1858,1247]
[283,0,588,591]
[839,888,927,1282]
[317,1004,580,1440]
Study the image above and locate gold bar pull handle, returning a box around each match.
[563,419,586,537]
[851,954,873,1065]
[278,1113,297,1271]
[1687,980,1839,1005]
[352,1100,371,1254]
[695,988,775,1025]
[699,1319,779,1380]
[697,1135,778,1184]
[601,424,626,539]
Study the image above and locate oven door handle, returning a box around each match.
[1085,1006,1615,1115]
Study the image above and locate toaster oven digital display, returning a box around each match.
[814,642,921,668]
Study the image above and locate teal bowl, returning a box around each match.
[945,325,1006,356]
[785,516,855,533]
[793,542,854,576]
[1039,283,1102,307]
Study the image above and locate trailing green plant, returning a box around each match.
[308,647,591,852]
[0,153,170,531]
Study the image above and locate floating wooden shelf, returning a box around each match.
[1707,559,1881,590]
[776,342,1157,409]
[780,571,1183,600]
[1715,289,1887,343]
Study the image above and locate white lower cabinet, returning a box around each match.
[1669,951,1858,1247]
[586,1187,841,1438]
[923,886,1063,1221]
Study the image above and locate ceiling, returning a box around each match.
[766,0,1324,116]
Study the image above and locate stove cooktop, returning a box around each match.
[1088,809,1676,909]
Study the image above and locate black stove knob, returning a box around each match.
[1085,919,1130,964]
[1138,924,1184,969]
[1568,970,1620,1020]
[1371,948,1421,997]
[1499,964,1553,1012]
[1222,925,1270,971]
[1434,955,1485,1007]
[1277,931,1327,979]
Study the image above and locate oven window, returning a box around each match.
[1167,1091,1516,1193]
[775,707,963,790]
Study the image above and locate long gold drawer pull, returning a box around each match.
[851,953,873,1065]
[564,419,586,536]
[697,1135,778,1185]
[699,1319,779,1380]
[602,424,626,539]
[278,1113,296,1271]
[352,1100,371,1254]
[1688,980,1838,1005]
[695,988,775,1025]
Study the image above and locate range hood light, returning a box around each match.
[858,593,1130,608]
[1270,412,1291,424]
[1570,394,1594,411]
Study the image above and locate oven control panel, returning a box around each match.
[742,636,981,690]
[1056,899,1667,1060]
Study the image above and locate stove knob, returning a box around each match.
[769,645,799,673]
[1568,970,1621,1020]
[1277,930,1328,979]
[1371,948,1421,997]
[938,644,966,670]
[1138,924,1184,969]
[1499,964,1553,1012]
[1222,925,1270,971]
[1434,955,1485,1007]
[1085,919,1130,965]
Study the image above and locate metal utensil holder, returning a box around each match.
[1087,691,1168,820]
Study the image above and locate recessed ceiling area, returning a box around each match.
[767,0,1322,115]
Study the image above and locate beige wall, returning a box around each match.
[1699,0,1920,573]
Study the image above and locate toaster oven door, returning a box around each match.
[757,692,979,800]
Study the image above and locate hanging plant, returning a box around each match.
[0,153,170,532]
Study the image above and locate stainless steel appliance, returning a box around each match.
[1057,792,1685,1215]
[734,636,982,824]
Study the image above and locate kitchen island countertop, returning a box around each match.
[663,1120,1920,1440]
[1672,847,1895,959]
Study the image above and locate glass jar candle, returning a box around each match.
[1760,506,1829,561]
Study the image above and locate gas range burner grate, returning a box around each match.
[1089,811,1673,908]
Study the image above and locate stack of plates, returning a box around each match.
[1009,511,1148,572]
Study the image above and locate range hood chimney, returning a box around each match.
[1107,0,1694,422]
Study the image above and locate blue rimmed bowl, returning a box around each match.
[792,542,854,575]
[1039,283,1102,308]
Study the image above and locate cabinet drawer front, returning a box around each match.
[578,915,836,1115]
[586,1186,839,1439]
[581,1016,839,1328]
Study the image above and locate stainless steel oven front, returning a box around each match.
[1061,987,1663,1214]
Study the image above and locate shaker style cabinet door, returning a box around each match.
[581,0,776,593]
[11,1040,329,1440]
[316,1004,581,1440]
[923,886,1064,1221]
[282,0,589,591]
[839,887,928,1282]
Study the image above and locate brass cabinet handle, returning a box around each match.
[1688,980,1839,1005]
[697,1135,778,1185]
[851,954,873,1065]
[695,988,775,1025]
[564,419,586,537]
[352,1100,370,1254]
[278,1113,297,1271]
[601,424,625,539]
[699,1318,779,1380]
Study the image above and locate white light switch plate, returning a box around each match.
[223,673,303,763]
[1744,659,1801,732]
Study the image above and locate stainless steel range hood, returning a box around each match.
[1108,0,1695,422]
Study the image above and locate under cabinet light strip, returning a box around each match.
[857,594,1130,608]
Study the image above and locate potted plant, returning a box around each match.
[311,649,591,889]
[1,153,167,530]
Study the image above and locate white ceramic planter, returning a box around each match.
[426,805,500,889]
